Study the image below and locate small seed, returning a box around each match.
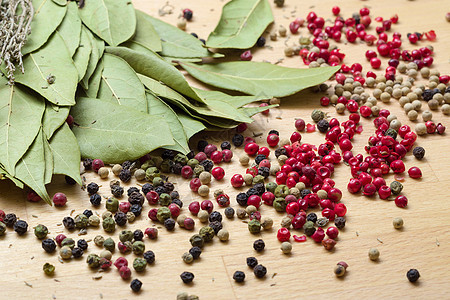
[368,248,380,261]
[393,217,404,229]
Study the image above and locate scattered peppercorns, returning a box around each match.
[233,271,245,283]
[180,271,195,284]
[253,239,265,252]
[253,264,267,278]
[406,269,420,282]
[130,278,142,292]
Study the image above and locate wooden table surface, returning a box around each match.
[1,0,449,299]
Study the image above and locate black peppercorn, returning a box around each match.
[170,190,180,199]
[13,220,28,235]
[180,271,194,284]
[256,36,266,47]
[274,147,287,158]
[111,185,124,198]
[199,38,206,45]
[87,182,99,195]
[77,239,88,251]
[164,218,176,230]
[334,217,346,229]
[133,229,144,241]
[171,162,183,175]
[130,204,142,217]
[209,211,223,223]
[220,141,231,150]
[317,119,330,133]
[114,212,128,226]
[224,207,235,219]
[246,257,258,268]
[128,192,145,206]
[407,269,420,282]
[246,188,259,197]
[83,158,93,170]
[301,189,312,198]
[258,167,270,178]
[199,160,213,172]
[154,186,167,196]
[306,213,318,224]
[161,150,175,160]
[130,279,142,292]
[209,221,223,234]
[236,192,248,206]
[197,140,208,152]
[172,198,183,208]
[268,129,279,136]
[233,271,245,283]
[83,209,93,218]
[126,187,140,197]
[186,150,195,159]
[141,183,154,195]
[253,264,267,278]
[42,239,56,253]
[63,216,75,230]
[119,169,132,183]
[90,194,102,206]
[253,239,265,252]
[4,213,17,227]
[254,154,267,165]
[253,183,265,195]
[232,134,244,147]
[422,89,433,101]
[121,160,134,170]
[143,250,155,264]
[413,147,425,160]
[189,246,202,259]
[65,175,76,185]
[164,182,175,192]
[72,247,84,258]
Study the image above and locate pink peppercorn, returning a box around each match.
[425,121,437,134]
[146,191,159,205]
[244,142,259,156]
[0,210,5,222]
[181,165,193,179]
[363,183,377,196]
[322,208,335,221]
[378,185,392,199]
[289,21,300,34]
[194,152,207,162]
[55,234,67,246]
[292,214,306,229]
[262,192,275,206]
[183,218,195,230]
[204,144,217,157]
[230,174,244,188]
[201,200,214,213]
[258,147,270,157]
[390,160,405,173]
[211,167,225,180]
[188,201,200,215]
[259,103,270,115]
[267,134,279,147]
[92,159,104,172]
[332,6,340,15]
[240,50,252,61]
[286,202,300,215]
[334,203,347,217]
[247,195,261,208]
[119,201,131,213]
[436,123,446,135]
[222,149,233,162]
[277,228,291,242]
[408,167,422,179]
[395,195,408,208]
[168,203,181,218]
[119,266,131,280]
[210,151,223,164]
[311,227,325,243]
[290,132,302,143]
[320,96,330,106]
[27,191,42,202]
[145,227,158,239]
[114,257,128,269]
[189,178,201,192]
[259,159,270,169]
[326,226,339,239]
[295,119,306,131]
[148,208,158,221]
[293,235,307,242]
[52,192,67,207]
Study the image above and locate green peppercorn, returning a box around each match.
[0,221,6,236]
[303,221,316,236]
[74,214,89,229]
[60,246,72,260]
[43,263,55,276]
[260,217,273,230]
[119,230,134,243]
[393,217,404,229]
[145,167,160,181]
[102,216,116,232]
[190,234,204,248]
[245,205,257,215]
[193,165,205,177]
[102,211,112,220]
[132,241,145,255]
[177,292,189,300]
[153,176,164,187]
[182,252,194,264]
[94,235,105,247]
[252,175,265,185]
[105,197,119,213]
[61,238,75,249]
[134,169,146,181]
[248,219,261,234]
[274,185,289,198]
[133,257,147,272]
[127,212,136,223]
[187,158,199,168]
[311,109,326,122]
[159,193,172,206]
[89,215,100,227]
[266,182,277,193]
[34,224,48,239]
[86,254,100,268]
[199,226,215,242]
[159,160,172,173]
[174,154,188,165]
[273,197,287,212]
[103,237,115,252]
[156,207,172,223]
[390,181,403,195]
[141,159,155,170]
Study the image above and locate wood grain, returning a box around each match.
[1,0,450,299]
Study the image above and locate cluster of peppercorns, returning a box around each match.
[231,256,269,283]
[0,211,28,236]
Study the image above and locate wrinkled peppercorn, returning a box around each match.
[236,192,249,206]
[142,183,154,195]
[130,278,142,292]
[232,134,244,147]
[303,221,316,236]
[306,213,318,224]
[143,250,155,264]
[246,188,259,197]
[390,181,404,195]
[119,169,132,183]
[301,189,311,198]
[253,239,265,252]
[172,198,183,208]
[72,247,84,258]
[190,234,204,248]
[224,207,235,219]
[189,246,202,259]
[258,167,270,178]
[129,192,145,206]
[90,194,102,206]
[422,89,433,101]
[413,147,425,160]
[407,269,420,282]
[130,204,142,217]
[127,187,140,197]
[62,217,75,230]
[111,186,124,198]
[180,271,194,284]
[253,264,267,278]
[42,239,56,253]
[132,241,145,255]
[164,218,176,230]
[247,257,258,268]
[209,211,222,223]
[14,220,28,235]
[199,160,213,172]
[75,214,88,229]
[77,239,88,251]
[209,221,223,234]
[221,141,231,150]
[233,271,245,283]
[334,217,346,229]
[255,154,267,165]
[87,182,99,195]
[199,226,215,242]
[155,186,168,196]
[83,209,93,218]
[83,158,93,170]
[114,212,127,226]
[275,147,287,158]
[385,128,397,140]
[133,229,144,241]
[317,119,330,133]
[197,140,208,152]
[4,213,17,227]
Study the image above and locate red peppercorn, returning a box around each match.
[294,119,306,131]
[181,165,193,179]
[370,57,381,69]
[267,134,279,147]
[188,201,200,215]
[322,208,335,221]
[211,167,225,180]
[347,178,362,193]
[286,202,300,215]
[195,152,207,162]
[425,121,437,134]
[247,195,261,208]
[27,191,42,202]
[311,227,325,243]
[408,33,418,44]
[183,218,195,230]
[55,234,67,246]
[320,96,330,106]
[236,123,247,133]
[377,43,391,57]
[360,7,370,16]
[92,159,104,172]
[293,235,307,242]
[436,123,446,135]
[332,6,340,15]
[145,227,158,239]
[439,75,450,84]
[408,167,422,179]
[230,174,244,188]
[204,144,217,157]
[240,50,252,61]
[326,226,339,239]
[289,21,300,34]
[290,132,302,143]
[363,183,377,196]
[168,203,181,218]
[222,149,233,162]
[119,201,131,213]
[200,200,214,213]
[391,14,399,23]
[210,151,223,164]
[346,30,357,43]
[244,142,259,156]
[259,103,270,115]
[390,160,405,173]
[334,203,347,217]
[190,178,202,191]
[258,147,270,157]
[277,227,291,242]
[262,192,275,206]
[0,210,5,222]
[378,185,392,199]
[148,208,158,221]
[52,192,67,207]
[395,195,408,208]
[119,266,131,280]
[114,257,128,269]
[365,50,377,60]
[425,30,436,41]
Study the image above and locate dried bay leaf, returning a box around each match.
[105,46,205,104]
[71,98,174,163]
[133,10,162,52]
[42,102,70,140]
[180,62,340,98]
[144,13,223,59]
[78,0,136,47]
[73,27,93,81]
[56,2,81,57]
[51,0,67,6]
[14,32,79,106]
[193,88,270,108]
[22,0,67,54]
[84,59,104,98]
[81,32,105,89]
[238,104,279,117]
[146,92,189,154]
[0,79,45,176]
[98,54,147,113]
[206,0,273,49]
[48,123,82,185]
[0,165,24,189]
[175,110,206,139]
[43,136,53,185]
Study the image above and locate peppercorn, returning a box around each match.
[61,238,75,249]
[156,207,171,223]
[105,197,119,213]
[236,208,247,219]
[236,192,248,207]
[311,109,326,122]
[253,239,265,252]
[60,246,72,260]
[199,160,213,172]
[334,217,346,229]
[89,215,100,227]
[248,219,261,234]
[113,212,127,227]
[42,239,56,253]
[132,241,145,255]
[182,252,194,264]
[233,271,245,283]
[303,221,316,236]
[390,181,404,195]
[407,269,420,282]
[118,230,133,243]
[188,246,201,260]
[273,198,287,212]
[253,264,267,278]
[13,220,28,235]
[75,214,89,229]
[85,253,100,268]
[102,237,114,252]
[43,263,55,276]
[369,248,380,261]
[260,217,273,230]
[100,250,112,260]
[281,241,292,254]
[180,271,194,284]
[209,221,222,234]
[247,188,259,197]
[119,168,132,183]
[209,211,223,223]
[3,213,16,228]
[34,224,48,239]
[412,146,425,160]
[143,250,155,264]
[76,239,88,251]
[94,235,105,247]
[199,226,215,242]
[89,194,102,206]
[72,247,84,259]
[164,218,176,231]
[0,221,6,236]
[232,134,244,147]
[133,257,147,272]
[190,234,204,248]
[334,264,346,277]
[224,207,234,219]
[129,278,142,293]
[130,204,142,217]
[158,193,171,206]
[197,210,209,223]
[87,182,99,195]
[111,185,124,198]
[385,128,398,140]
[316,217,329,228]
[62,216,75,230]
[393,217,404,229]
[317,119,330,133]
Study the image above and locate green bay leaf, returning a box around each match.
[43,135,53,185]
[78,0,136,46]
[0,79,45,175]
[84,58,104,98]
[14,129,51,204]
[51,0,67,5]
[206,0,273,49]
[146,92,189,154]
[71,97,174,163]
[73,27,93,81]
[193,88,270,108]
[145,13,223,59]
[133,10,162,52]
[105,46,205,104]
[98,53,147,113]
[42,102,70,139]
[175,110,206,139]
[81,31,105,89]
[23,0,67,54]
[15,32,79,106]
[49,123,82,185]
[0,165,24,189]
[57,2,81,57]
[180,62,340,98]
[238,104,278,117]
